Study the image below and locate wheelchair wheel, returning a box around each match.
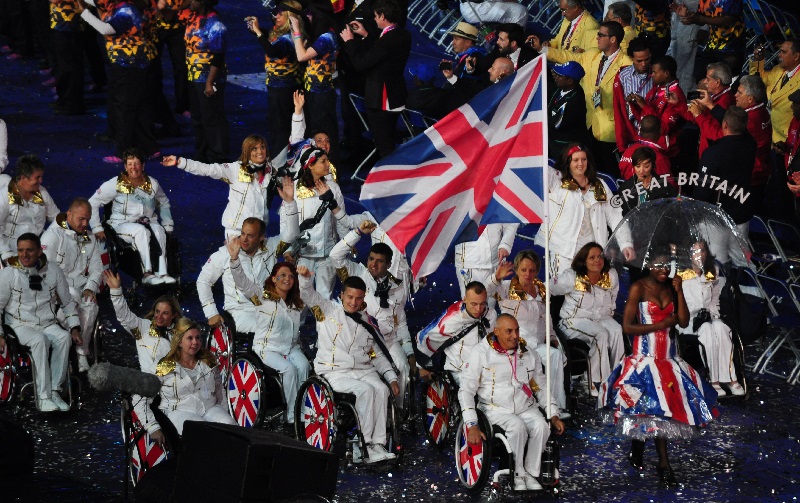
[208,323,233,385]
[0,338,18,405]
[386,398,402,462]
[454,411,493,492]
[295,376,337,451]
[422,377,451,446]
[228,355,266,428]
[125,403,170,487]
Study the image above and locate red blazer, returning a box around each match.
[612,70,638,152]
[632,80,687,158]
[678,86,734,155]
[618,140,672,180]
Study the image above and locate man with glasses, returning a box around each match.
[599,2,635,53]
[550,0,599,53]
[750,39,800,143]
[531,21,631,177]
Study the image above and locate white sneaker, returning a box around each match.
[38,398,59,412]
[158,275,176,284]
[78,354,91,373]
[525,476,543,491]
[365,444,395,463]
[590,383,599,397]
[513,476,528,491]
[50,392,69,411]
[728,382,745,396]
[712,383,727,396]
[142,275,159,286]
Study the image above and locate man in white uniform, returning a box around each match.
[41,198,103,372]
[0,233,82,412]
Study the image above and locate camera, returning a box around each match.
[273,163,293,179]
[439,61,453,72]
[686,90,702,101]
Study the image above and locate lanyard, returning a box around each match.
[501,347,519,382]
[561,13,582,50]
[595,52,618,87]
[634,74,649,95]
[380,24,396,38]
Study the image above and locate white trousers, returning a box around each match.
[559,317,624,384]
[460,1,528,27]
[298,256,335,299]
[324,368,389,444]
[229,309,260,335]
[535,344,568,412]
[696,319,738,383]
[667,10,700,94]
[484,406,550,478]
[114,221,168,275]
[260,346,310,422]
[57,288,99,356]
[164,404,236,435]
[11,323,71,400]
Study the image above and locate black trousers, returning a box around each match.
[51,29,84,112]
[108,63,158,155]
[80,28,107,87]
[590,134,622,179]
[366,108,400,159]
[305,88,339,156]
[189,80,230,163]
[154,25,189,114]
[266,84,297,157]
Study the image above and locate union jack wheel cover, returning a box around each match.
[228,358,262,428]
[129,426,169,486]
[456,422,485,489]
[209,324,232,385]
[299,382,335,451]
[424,380,450,445]
[0,342,17,404]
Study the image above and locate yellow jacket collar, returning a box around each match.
[678,268,716,281]
[116,172,153,194]
[507,276,546,301]
[575,271,612,292]
[56,213,91,241]
[8,180,44,206]
[560,178,607,202]
[7,255,48,271]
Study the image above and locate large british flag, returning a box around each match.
[360,56,548,279]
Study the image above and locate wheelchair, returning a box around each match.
[454,408,561,495]
[294,373,401,464]
[420,368,461,447]
[101,202,182,295]
[0,324,81,410]
[120,394,179,495]
[207,311,290,429]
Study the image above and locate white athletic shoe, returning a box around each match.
[78,354,91,373]
[142,275,160,286]
[50,392,69,411]
[158,275,176,284]
[525,476,543,491]
[513,476,528,491]
[365,444,395,463]
[38,398,60,412]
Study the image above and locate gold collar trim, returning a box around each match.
[678,268,716,281]
[155,358,176,377]
[295,181,316,200]
[238,164,255,183]
[560,178,607,201]
[7,255,48,270]
[8,180,44,206]
[507,277,546,301]
[575,271,612,292]
[56,213,91,241]
[116,173,153,195]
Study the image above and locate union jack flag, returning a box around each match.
[301,382,335,450]
[129,412,169,482]
[458,423,484,486]
[360,56,548,279]
[424,380,451,445]
[210,324,232,385]
[0,344,15,403]
[228,359,261,428]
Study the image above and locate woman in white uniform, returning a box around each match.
[90,149,174,285]
[677,241,744,396]
[156,318,236,435]
[551,242,625,397]
[226,238,309,423]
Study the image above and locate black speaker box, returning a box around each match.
[0,417,34,479]
[173,421,339,502]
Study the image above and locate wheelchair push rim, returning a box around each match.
[423,377,451,446]
[208,323,233,385]
[0,340,18,405]
[295,377,336,451]
[455,419,492,492]
[228,356,265,428]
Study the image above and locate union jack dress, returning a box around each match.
[599,302,718,440]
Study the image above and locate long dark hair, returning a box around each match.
[571,242,609,276]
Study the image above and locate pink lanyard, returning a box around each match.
[561,14,582,50]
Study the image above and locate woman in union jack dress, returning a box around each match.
[599,252,718,487]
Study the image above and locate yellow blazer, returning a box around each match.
[750,60,800,143]
[547,47,632,142]
[551,12,600,52]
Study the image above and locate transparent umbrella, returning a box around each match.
[605,197,751,271]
